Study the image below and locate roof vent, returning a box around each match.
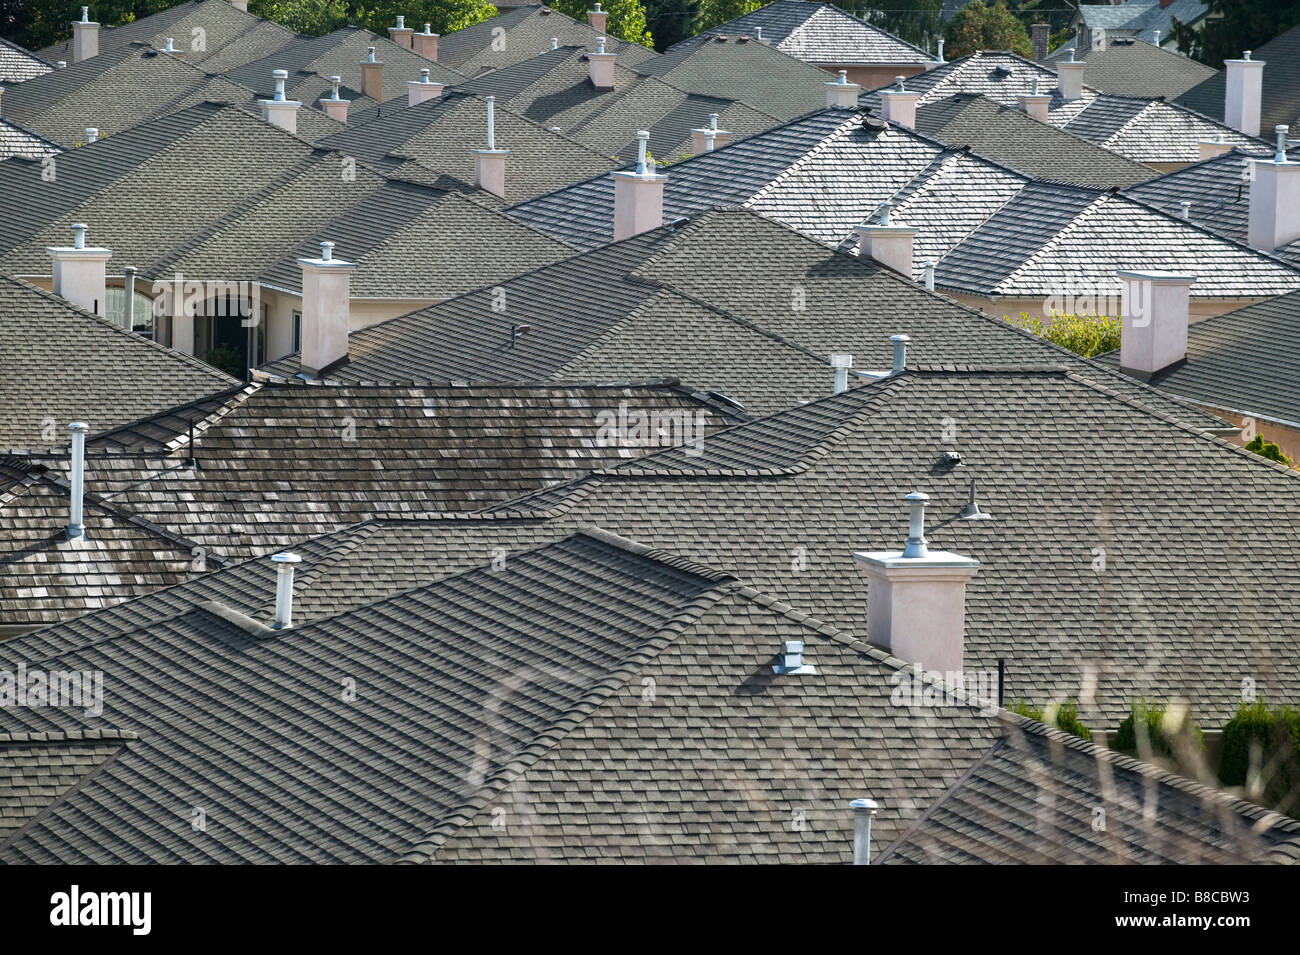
[163,37,178,53]
[66,421,89,540]
[830,353,853,394]
[993,64,1012,77]
[270,552,301,629]
[851,798,878,865]
[772,640,815,675]
[890,333,909,373]
[510,323,532,345]
[958,478,990,520]
[942,450,963,466]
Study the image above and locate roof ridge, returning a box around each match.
[991,191,1112,294]
[743,110,872,208]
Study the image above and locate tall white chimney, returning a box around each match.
[611,131,666,240]
[413,23,439,61]
[879,76,918,128]
[270,552,301,629]
[825,69,861,109]
[72,7,99,63]
[1224,51,1265,138]
[260,69,300,134]
[690,112,731,154]
[853,492,980,672]
[853,202,916,277]
[1057,48,1086,101]
[1117,269,1195,379]
[47,223,111,316]
[388,15,414,49]
[297,240,355,377]
[588,3,608,33]
[408,68,444,106]
[588,36,616,89]
[319,75,349,122]
[360,46,384,101]
[1247,126,1300,252]
[1017,76,1051,122]
[66,421,89,540]
[472,96,509,199]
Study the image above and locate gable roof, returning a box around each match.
[437,5,658,76]
[877,714,1300,864]
[914,93,1158,188]
[0,117,62,162]
[1043,37,1214,99]
[0,274,236,451]
[1176,21,1300,132]
[681,1,932,67]
[0,35,54,83]
[1077,0,1209,45]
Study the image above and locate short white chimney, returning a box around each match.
[319,75,349,122]
[589,36,616,89]
[408,67,443,105]
[1016,76,1051,122]
[361,46,384,101]
[611,130,667,240]
[853,202,916,277]
[879,75,918,128]
[854,492,980,672]
[270,552,301,629]
[231,0,249,11]
[260,69,300,134]
[1197,131,1232,161]
[825,69,861,109]
[1117,269,1195,379]
[472,96,509,199]
[413,24,439,61]
[690,112,731,154]
[831,353,852,394]
[72,7,99,63]
[297,240,355,377]
[1224,51,1265,138]
[1057,48,1086,101]
[587,2,608,33]
[66,421,89,540]
[388,15,414,49]
[936,38,945,64]
[47,223,111,315]
[850,798,878,865]
[84,126,98,143]
[921,260,935,291]
[1247,126,1300,252]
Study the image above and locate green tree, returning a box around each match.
[1245,434,1291,466]
[548,0,653,46]
[863,0,942,53]
[1172,0,1300,68]
[0,0,172,51]
[251,0,351,36]
[693,0,760,34]
[644,0,698,50]
[1004,312,1120,358]
[1009,699,1093,741]
[1113,699,1205,763]
[1219,700,1300,816]
[944,0,1031,58]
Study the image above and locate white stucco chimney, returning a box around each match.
[260,69,300,133]
[853,202,916,277]
[72,7,99,63]
[589,36,616,89]
[1247,126,1300,252]
[408,68,444,105]
[690,112,731,154]
[361,46,384,101]
[47,223,110,316]
[1224,51,1265,138]
[388,15,414,49]
[1117,269,1195,380]
[1017,76,1051,122]
[854,492,980,673]
[413,24,439,61]
[1057,48,1085,101]
[611,130,667,240]
[319,75,349,122]
[825,69,861,109]
[879,75,918,128]
[297,240,355,377]
[472,96,509,199]
[588,3,608,32]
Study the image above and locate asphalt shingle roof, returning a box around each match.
[0,35,54,83]
[1043,37,1214,99]
[1078,0,1209,46]
[1176,21,1300,133]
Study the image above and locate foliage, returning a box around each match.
[862,0,942,54]
[204,344,244,379]
[253,0,498,38]
[693,0,760,35]
[1004,311,1120,358]
[0,0,172,51]
[944,0,1030,59]
[644,0,698,51]
[1172,0,1300,68]
[251,0,352,36]
[1245,434,1290,466]
[1009,699,1093,741]
[1113,699,1204,761]
[1219,700,1300,815]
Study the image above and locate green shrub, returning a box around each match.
[1009,699,1093,742]
[204,344,244,379]
[1219,700,1300,815]
[1245,435,1291,465]
[1005,312,1121,358]
[1113,699,1204,760]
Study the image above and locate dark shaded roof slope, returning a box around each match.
[683,1,932,67]
[915,93,1158,188]
[0,730,134,843]
[1076,0,1209,46]
[878,714,1300,864]
[1176,22,1300,132]
[0,274,236,450]
[1044,37,1214,99]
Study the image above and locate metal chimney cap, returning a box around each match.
[829,353,853,368]
[889,333,911,343]
[366,46,377,62]
[850,797,878,812]
[904,490,929,503]
[271,552,301,564]
[69,421,90,432]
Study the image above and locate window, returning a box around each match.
[104,287,155,338]
[292,310,302,352]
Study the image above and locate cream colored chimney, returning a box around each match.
[1117,269,1195,379]
[72,7,99,63]
[1197,132,1233,160]
[1247,126,1300,252]
[472,96,509,199]
[690,113,731,154]
[588,3,608,32]
[47,223,111,316]
[589,36,616,89]
[414,24,440,61]
[388,15,414,49]
[260,69,300,134]
[1017,76,1051,122]
[825,69,860,109]
[361,46,384,101]
[298,241,355,377]
[408,68,444,106]
[1056,48,1086,101]
[319,75,349,123]
[1224,51,1265,137]
[611,131,667,240]
[879,76,918,128]
[853,202,915,277]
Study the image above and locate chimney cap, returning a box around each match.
[830,353,853,368]
[366,45,377,63]
[271,551,301,565]
[68,420,90,432]
[1116,269,1197,284]
[850,797,878,812]
[890,333,911,343]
